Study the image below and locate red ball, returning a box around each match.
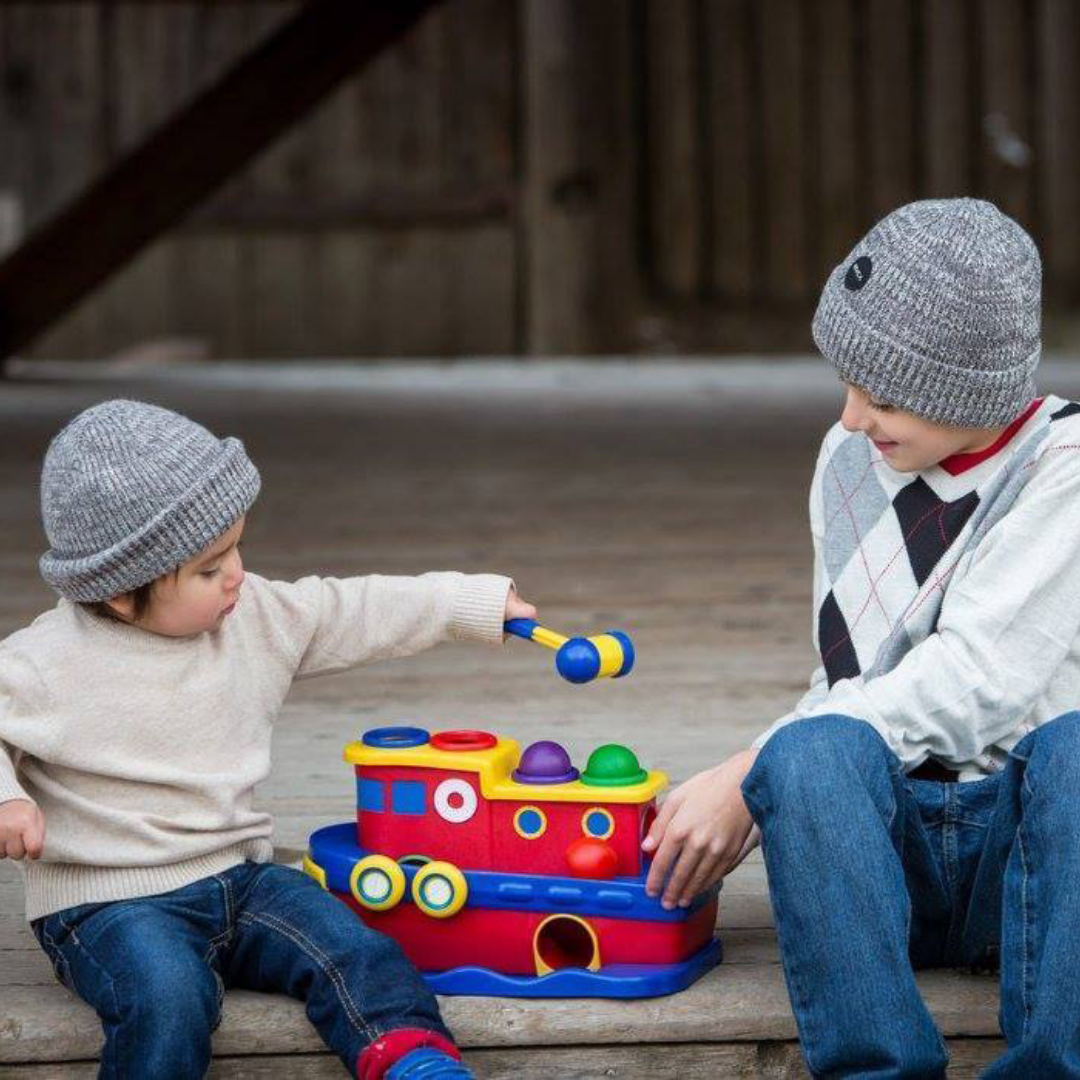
[565,836,618,879]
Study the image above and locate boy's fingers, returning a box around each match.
[661,844,703,909]
[642,792,682,852]
[645,830,681,897]
[4,836,26,860]
[678,849,726,905]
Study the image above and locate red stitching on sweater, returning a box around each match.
[824,454,888,532]
[824,438,1080,669]
[825,456,891,626]
[821,498,948,664]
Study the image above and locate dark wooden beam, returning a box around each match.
[0,0,444,359]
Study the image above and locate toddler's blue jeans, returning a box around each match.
[31,861,452,1078]
[741,710,1080,1079]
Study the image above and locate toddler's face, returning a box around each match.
[839,382,1007,472]
[107,516,246,637]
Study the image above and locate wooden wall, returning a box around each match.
[0,1,1078,359]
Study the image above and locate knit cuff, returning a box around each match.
[448,574,513,645]
[0,745,30,806]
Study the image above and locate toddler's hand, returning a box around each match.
[0,798,45,860]
[504,587,537,622]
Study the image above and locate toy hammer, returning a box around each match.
[504,619,635,684]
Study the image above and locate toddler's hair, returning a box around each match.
[79,569,179,624]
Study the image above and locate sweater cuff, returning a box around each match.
[0,749,30,807]
[449,574,513,646]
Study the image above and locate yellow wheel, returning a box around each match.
[349,855,406,911]
[412,861,468,919]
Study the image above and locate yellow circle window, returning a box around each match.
[582,807,615,840]
[514,806,547,839]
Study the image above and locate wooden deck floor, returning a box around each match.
[4,358,1077,1077]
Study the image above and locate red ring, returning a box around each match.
[430,729,498,751]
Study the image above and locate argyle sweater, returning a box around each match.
[753,394,1080,781]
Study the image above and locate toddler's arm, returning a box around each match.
[247,571,522,679]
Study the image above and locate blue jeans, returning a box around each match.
[741,711,1080,1079]
[32,861,452,1078]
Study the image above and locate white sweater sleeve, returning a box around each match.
[251,571,512,680]
[804,444,1080,768]
[0,650,42,806]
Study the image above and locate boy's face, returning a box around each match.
[106,516,246,637]
[839,382,1008,472]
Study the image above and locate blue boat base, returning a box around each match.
[422,937,722,998]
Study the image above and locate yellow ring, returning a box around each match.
[302,854,327,890]
[412,861,468,918]
[513,805,548,839]
[581,806,615,840]
[349,855,406,911]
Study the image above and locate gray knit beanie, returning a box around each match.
[812,198,1041,427]
[40,399,261,602]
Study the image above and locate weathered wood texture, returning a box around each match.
[0,0,446,359]
[5,357,1077,1071]
[2,2,1079,359]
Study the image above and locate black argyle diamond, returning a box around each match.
[893,477,979,587]
[819,590,861,688]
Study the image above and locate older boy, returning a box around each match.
[644,199,1080,1076]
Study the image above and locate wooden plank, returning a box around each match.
[866,0,914,221]
[812,0,862,280]
[924,0,972,198]
[757,0,809,303]
[519,0,594,352]
[0,0,446,359]
[979,0,1035,227]
[645,0,703,300]
[704,0,755,304]
[0,1037,1013,1079]
[0,6,105,358]
[1036,0,1080,304]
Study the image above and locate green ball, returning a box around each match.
[580,743,648,787]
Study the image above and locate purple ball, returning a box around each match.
[512,740,580,785]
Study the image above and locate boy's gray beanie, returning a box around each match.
[812,198,1041,427]
[39,399,261,602]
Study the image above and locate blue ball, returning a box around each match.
[555,638,601,684]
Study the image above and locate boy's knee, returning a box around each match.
[1026,711,1080,786]
[758,714,886,774]
[744,715,891,809]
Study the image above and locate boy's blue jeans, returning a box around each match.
[741,711,1080,1079]
[31,861,452,1078]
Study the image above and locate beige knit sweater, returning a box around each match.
[0,570,511,920]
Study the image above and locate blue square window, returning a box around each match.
[392,780,426,815]
[358,778,384,812]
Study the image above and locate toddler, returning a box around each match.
[0,399,535,1079]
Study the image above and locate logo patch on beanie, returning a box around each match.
[844,255,873,292]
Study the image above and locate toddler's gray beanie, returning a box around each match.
[39,399,261,602]
[812,198,1041,427]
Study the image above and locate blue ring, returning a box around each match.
[362,726,430,748]
[609,631,635,678]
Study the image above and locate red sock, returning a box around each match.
[356,1028,462,1080]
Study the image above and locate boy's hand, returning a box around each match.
[504,587,537,622]
[0,798,45,860]
[642,748,758,909]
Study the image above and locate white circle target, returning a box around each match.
[434,779,477,823]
